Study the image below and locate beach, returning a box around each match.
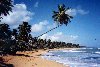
[1,48,100,67]
[0,49,69,67]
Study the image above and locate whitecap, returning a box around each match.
[95,52,100,54]
[62,50,70,52]
[98,48,100,49]
[42,53,55,57]
[87,48,93,49]
[69,50,86,53]
[81,48,87,49]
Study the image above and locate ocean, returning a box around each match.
[41,48,100,67]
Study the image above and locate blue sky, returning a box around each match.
[1,0,100,47]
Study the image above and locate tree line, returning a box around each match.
[0,22,81,55]
[0,0,83,55]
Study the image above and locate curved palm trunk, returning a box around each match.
[37,24,62,38]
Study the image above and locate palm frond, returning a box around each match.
[0,0,13,17]
[52,4,73,25]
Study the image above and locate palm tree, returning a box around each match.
[0,23,11,40]
[0,0,13,20]
[12,29,18,40]
[18,22,31,43]
[37,4,73,38]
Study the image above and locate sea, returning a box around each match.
[41,48,100,67]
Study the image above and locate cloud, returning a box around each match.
[31,20,49,32]
[34,2,39,7]
[65,8,89,16]
[40,32,78,43]
[1,4,34,28]
[47,23,57,30]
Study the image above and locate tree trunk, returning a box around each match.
[37,24,62,38]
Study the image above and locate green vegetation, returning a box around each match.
[37,4,73,38]
[0,22,81,55]
[0,3,81,55]
[0,0,13,20]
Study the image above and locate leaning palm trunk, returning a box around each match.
[37,4,73,38]
[37,24,62,38]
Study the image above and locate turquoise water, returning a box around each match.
[42,48,100,67]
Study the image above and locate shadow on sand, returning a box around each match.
[12,54,32,57]
[0,61,14,67]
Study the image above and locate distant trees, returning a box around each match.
[0,22,81,55]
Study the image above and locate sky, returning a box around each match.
[1,0,100,47]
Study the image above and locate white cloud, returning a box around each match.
[1,3,34,28]
[40,32,78,43]
[47,23,57,30]
[65,8,89,16]
[34,2,39,7]
[78,9,89,15]
[31,20,49,32]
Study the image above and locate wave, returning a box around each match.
[98,48,100,49]
[42,48,100,67]
[81,48,87,49]
[69,50,86,53]
[62,50,86,53]
[87,48,93,49]
[42,53,55,56]
[95,52,100,54]
[62,50,71,52]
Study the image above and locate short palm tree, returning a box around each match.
[37,4,73,38]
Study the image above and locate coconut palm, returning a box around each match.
[0,23,11,40]
[18,22,31,43]
[12,29,18,40]
[37,4,73,38]
[0,0,13,20]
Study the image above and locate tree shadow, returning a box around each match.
[12,54,32,57]
[0,62,14,67]
[0,52,32,57]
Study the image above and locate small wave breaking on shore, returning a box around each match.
[41,48,100,67]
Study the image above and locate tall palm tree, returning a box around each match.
[37,4,73,38]
[18,22,31,43]
[0,0,13,20]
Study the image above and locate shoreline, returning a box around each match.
[0,48,79,67]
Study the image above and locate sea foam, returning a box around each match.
[95,52,100,54]
[41,48,100,67]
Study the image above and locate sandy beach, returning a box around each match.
[0,49,70,67]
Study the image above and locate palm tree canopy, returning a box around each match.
[18,22,31,42]
[37,4,73,38]
[0,0,13,17]
[52,4,73,25]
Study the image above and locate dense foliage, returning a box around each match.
[52,4,73,25]
[0,4,81,55]
[18,22,31,43]
[0,22,80,55]
[0,0,13,19]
